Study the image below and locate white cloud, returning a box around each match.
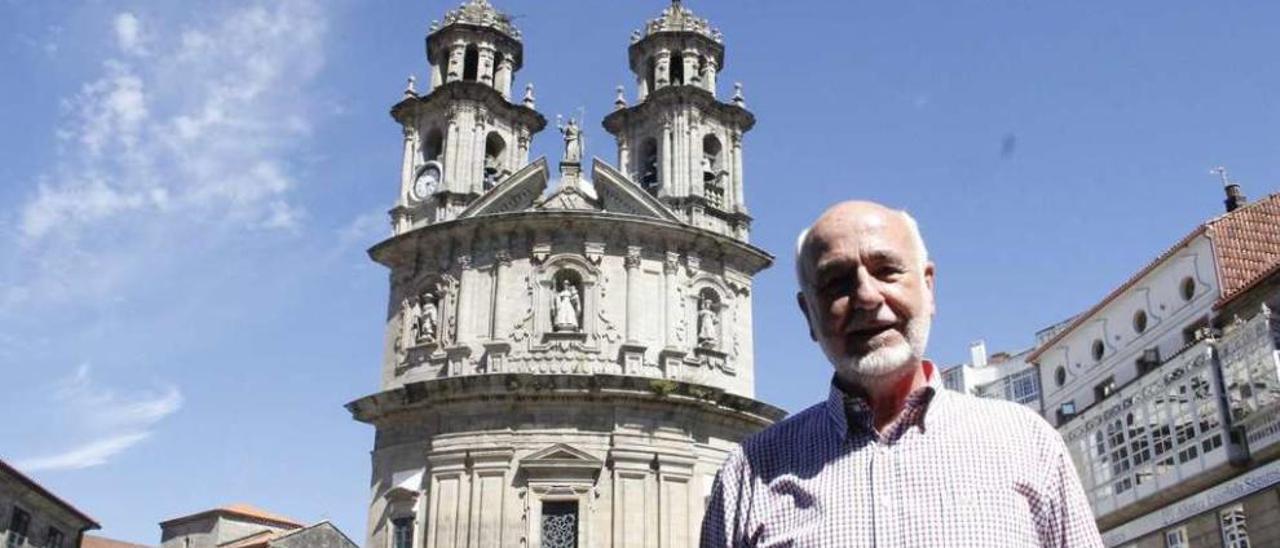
[6,0,329,307]
[113,12,145,55]
[14,364,182,472]
[16,433,151,472]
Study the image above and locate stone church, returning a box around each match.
[346,1,784,546]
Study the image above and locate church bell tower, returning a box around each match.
[390,0,547,231]
[602,0,755,241]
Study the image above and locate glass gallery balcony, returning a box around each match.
[1057,307,1280,522]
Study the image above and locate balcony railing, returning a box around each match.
[1057,307,1280,521]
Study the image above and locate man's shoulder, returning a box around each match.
[936,389,1058,440]
[736,400,832,456]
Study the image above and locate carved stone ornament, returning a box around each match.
[625,246,643,269]
[664,251,680,274]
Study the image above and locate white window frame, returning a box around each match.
[1220,503,1250,548]
[1164,526,1188,548]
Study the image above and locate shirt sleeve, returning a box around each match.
[1034,420,1104,548]
[700,449,746,548]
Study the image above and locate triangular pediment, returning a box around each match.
[457,157,549,218]
[521,443,602,466]
[590,158,683,223]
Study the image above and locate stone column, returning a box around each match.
[625,246,642,342]
[704,57,718,96]
[494,56,514,99]
[430,49,445,90]
[446,43,466,83]
[655,50,671,89]
[490,250,511,338]
[663,252,679,348]
[400,124,418,205]
[517,130,530,166]
[445,117,461,192]
[660,122,672,193]
[477,44,496,87]
[471,118,486,193]
[617,134,630,175]
[683,50,699,86]
[657,453,696,548]
[732,132,745,212]
[454,253,474,343]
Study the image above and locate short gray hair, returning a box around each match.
[794,208,929,290]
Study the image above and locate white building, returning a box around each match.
[346,2,782,547]
[941,340,1042,411]
[1028,182,1280,547]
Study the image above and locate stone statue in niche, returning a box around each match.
[697,296,720,348]
[551,279,581,332]
[413,291,440,344]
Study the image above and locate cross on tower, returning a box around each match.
[1211,166,1231,187]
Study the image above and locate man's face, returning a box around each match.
[797,203,936,384]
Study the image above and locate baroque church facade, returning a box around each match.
[345,1,784,547]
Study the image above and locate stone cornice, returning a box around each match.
[602,85,754,135]
[391,80,546,131]
[345,373,786,426]
[367,209,773,275]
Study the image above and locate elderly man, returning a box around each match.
[700,201,1101,547]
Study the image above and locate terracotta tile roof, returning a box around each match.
[0,458,100,530]
[83,535,152,548]
[1207,192,1280,306]
[1028,192,1280,362]
[160,503,303,529]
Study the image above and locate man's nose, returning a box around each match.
[850,269,884,310]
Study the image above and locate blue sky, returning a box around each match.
[3,0,1279,543]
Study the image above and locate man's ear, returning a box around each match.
[923,261,937,316]
[796,291,817,341]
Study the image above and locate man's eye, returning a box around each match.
[876,266,905,278]
[821,278,851,295]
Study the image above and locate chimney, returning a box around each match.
[1225,182,1247,212]
[969,340,988,368]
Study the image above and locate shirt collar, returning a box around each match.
[824,360,942,444]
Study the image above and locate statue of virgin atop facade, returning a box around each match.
[551,279,581,331]
[558,117,583,164]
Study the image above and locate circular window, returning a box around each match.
[1133,310,1148,334]
[1091,339,1105,361]
[1055,366,1067,387]
[1181,277,1196,301]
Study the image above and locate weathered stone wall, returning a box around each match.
[355,375,781,548]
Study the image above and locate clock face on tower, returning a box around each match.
[411,161,443,202]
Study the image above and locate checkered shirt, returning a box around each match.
[700,366,1103,547]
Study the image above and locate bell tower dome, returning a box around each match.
[602,0,755,241]
[390,0,547,232]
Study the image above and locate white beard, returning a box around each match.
[835,315,932,383]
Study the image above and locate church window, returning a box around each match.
[484,132,507,189]
[1180,277,1196,301]
[647,56,658,89]
[640,138,660,194]
[423,128,444,163]
[1091,339,1105,362]
[1054,366,1066,387]
[702,135,724,208]
[541,501,579,548]
[670,52,685,86]
[391,517,414,548]
[463,44,480,81]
